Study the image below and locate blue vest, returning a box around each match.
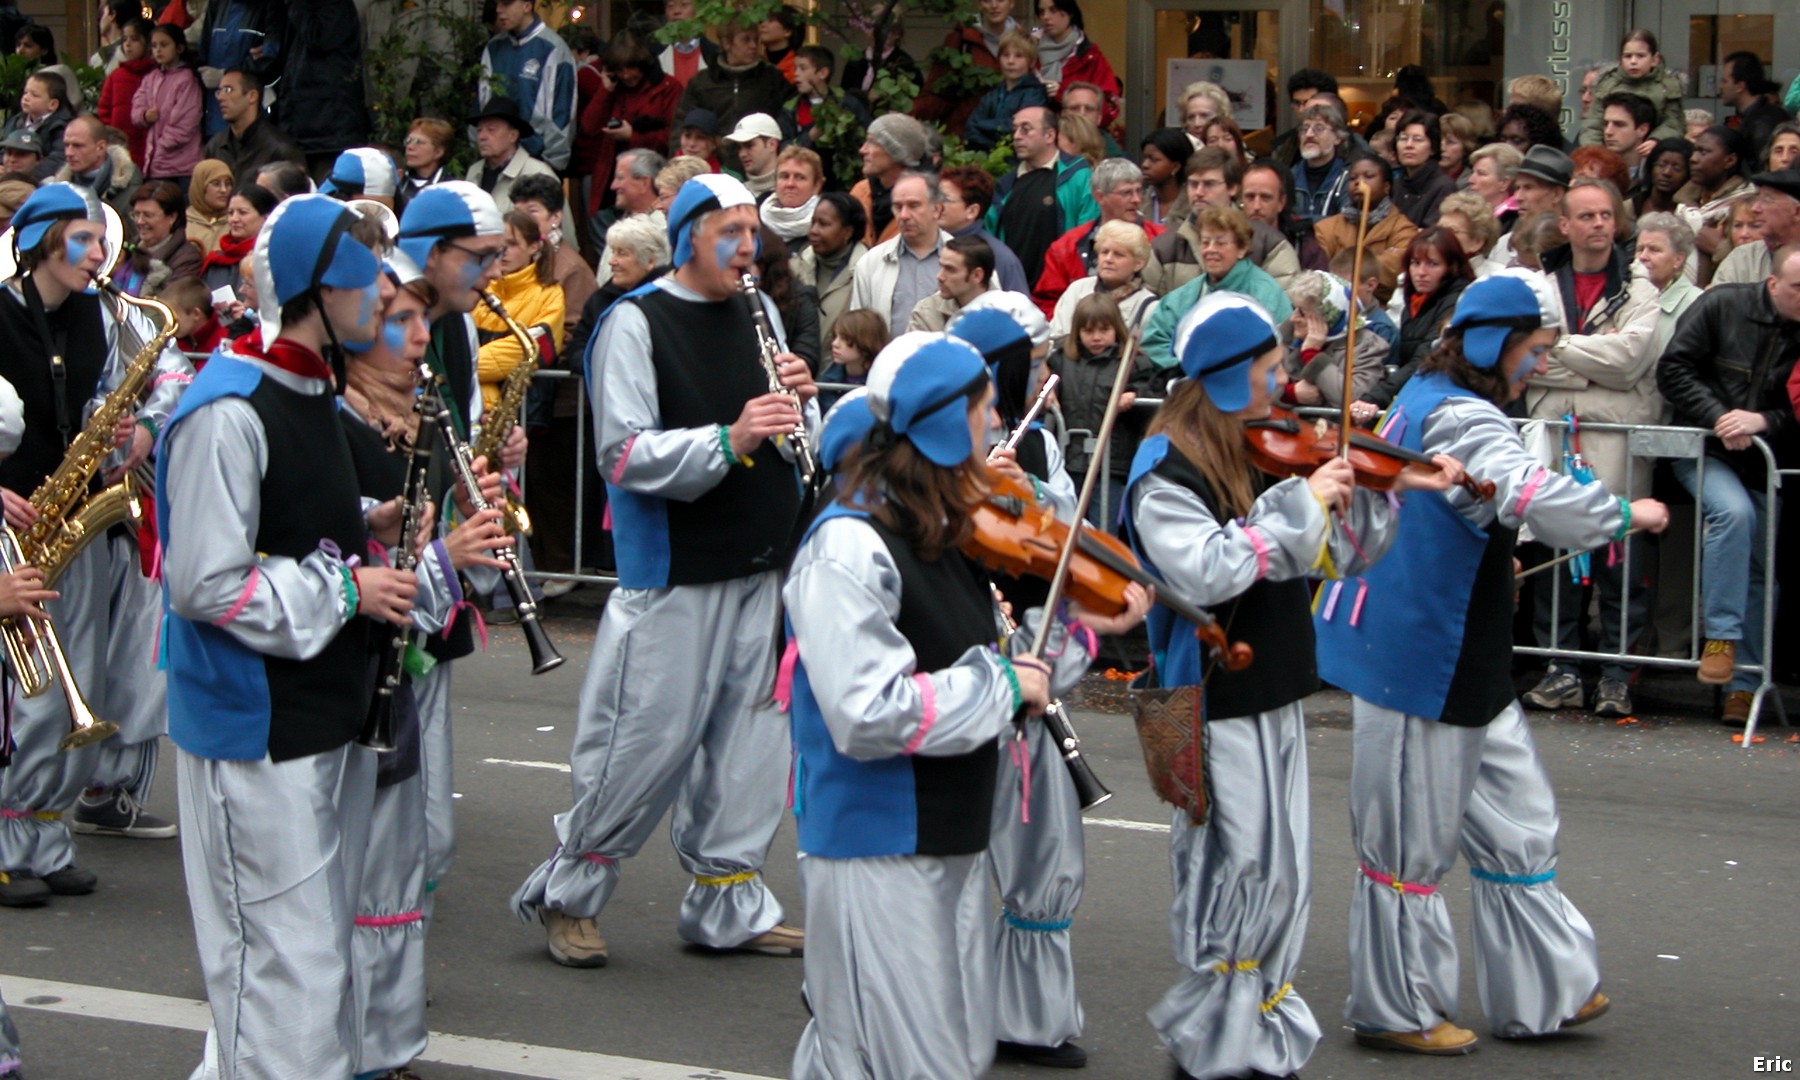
[787,504,999,858]
[1314,372,1516,725]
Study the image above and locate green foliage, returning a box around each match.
[0,55,36,122]
[939,131,1013,179]
[364,0,501,175]
[61,55,106,112]
[921,41,999,102]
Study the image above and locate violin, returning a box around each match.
[963,470,1253,672]
[1243,406,1498,502]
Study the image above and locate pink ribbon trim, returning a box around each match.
[1245,526,1271,580]
[443,600,489,651]
[610,435,635,484]
[0,808,32,819]
[773,639,799,711]
[1514,467,1548,519]
[1350,580,1369,627]
[354,910,423,928]
[581,853,616,866]
[213,567,260,628]
[151,372,192,388]
[904,673,936,755]
[1360,863,1439,895]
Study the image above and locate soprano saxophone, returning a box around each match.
[472,290,537,536]
[0,275,171,748]
[738,273,818,489]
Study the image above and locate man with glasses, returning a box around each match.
[1268,68,1338,169]
[200,69,303,182]
[1061,81,1126,159]
[986,104,1098,288]
[1031,157,1162,315]
[1290,101,1351,224]
[938,164,1031,294]
[1713,169,1800,285]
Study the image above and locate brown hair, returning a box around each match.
[408,118,454,160]
[839,387,989,561]
[776,144,824,187]
[504,209,557,286]
[154,274,211,315]
[831,308,888,363]
[1416,330,1517,406]
[938,164,995,216]
[1146,378,1256,518]
[1059,112,1104,169]
[1194,204,1253,250]
[997,28,1038,66]
[1064,292,1127,360]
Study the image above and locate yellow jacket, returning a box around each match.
[474,262,566,414]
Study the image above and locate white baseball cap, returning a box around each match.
[723,113,783,144]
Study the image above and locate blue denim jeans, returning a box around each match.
[1670,458,1773,692]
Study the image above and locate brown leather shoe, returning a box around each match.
[1698,639,1737,685]
[1561,990,1610,1029]
[733,922,804,957]
[1354,1020,1479,1055]
[1721,690,1755,726]
[544,911,608,968]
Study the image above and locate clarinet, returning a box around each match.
[359,372,440,751]
[738,273,819,489]
[426,374,566,676]
[989,585,1112,810]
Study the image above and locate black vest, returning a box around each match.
[1438,522,1521,727]
[1154,449,1320,718]
[248,378,372,761]
[868,517,1000,856]
[0,287,109,497]
[633,288,801,585]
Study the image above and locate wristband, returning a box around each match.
[136,416,158,438]
[340,565,360,619]
[1613,496,1631,542]
[997,654,1023,714]
[717,424,754,468]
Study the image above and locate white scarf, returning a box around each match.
[760,194,819,241]
[1036,29,1083,86]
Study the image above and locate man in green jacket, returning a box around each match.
[985,105,1098,287]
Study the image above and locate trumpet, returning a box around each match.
[0,537,117,751]
[425,373,565,676]
[738,273,818,489]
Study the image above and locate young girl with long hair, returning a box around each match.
[784,332,1148,1079]
[1124,293,1458,1080]
[1316,272,1669,1055]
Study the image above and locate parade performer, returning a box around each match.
[785,330,1149,1079]
[0,183,191,908]
[159,194,419,1078]
[0,372,62,1076]
[1123,293,1452,1080]
[946,296,1094,1069]
[1314,272,1668,1054]
[394,181,520,929]
[338,249,512,1080]
[511,174,813,966]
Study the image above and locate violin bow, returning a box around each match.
[993,373,1060,460]
[1514,528,1647,581]
[1338,179,1375,456]
[1022,302,1153,658]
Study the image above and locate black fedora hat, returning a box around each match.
[1749,168,1800,202]
[466,96,534,137]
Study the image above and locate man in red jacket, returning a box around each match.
[1032,158,1163,316]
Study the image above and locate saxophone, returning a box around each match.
[0,275,172,747]
[472,289,538,536]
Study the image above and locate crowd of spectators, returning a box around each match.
[3,1,1798,720]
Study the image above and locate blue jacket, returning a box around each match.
[964,73,1049,152]
[1290,155,1349,224]
[480,18,577,170]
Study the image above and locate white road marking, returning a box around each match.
[2,974,779,1080]
[481,758,1171,834]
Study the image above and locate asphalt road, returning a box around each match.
[2,605,1798,1079]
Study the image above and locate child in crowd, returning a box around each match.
[1329,247,1400,350]
[1048,293,1151,527]
[818,307,886,411]
[964,31,1050,153]
[131,22,203,188]
[1578,29,1686,147]
[156,274,229,360]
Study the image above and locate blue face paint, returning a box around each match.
[1512,345,1548,387]
[713,235,740,271]
[457,255,485,296]
[65,237,90,266]
[380,312,413,355]
[1265,366,1279,398]
[339,280,383,354]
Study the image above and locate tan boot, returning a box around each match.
[1354,1020,1479,1055]
[544,911,608,967]
[1722,690,1755,726]
[733,922,804,957]
[1698,640,1737,685]
[1562,990,1611,1029]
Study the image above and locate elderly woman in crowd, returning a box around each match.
[1049,218,1156,347]
[1436,190,1503,277]
[654,155,711,213]
[1141,204,1293,370]
[761,145,825,256]
[1465,142,1521,236]
[185,157,233,253]
[792,190,869,353]
[1282,269,1389,407]
[398,118,454,213]
[1179,81,1231,148]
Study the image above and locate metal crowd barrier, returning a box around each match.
[513,374,1786,743]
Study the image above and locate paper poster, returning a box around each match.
[1166,59,1268,130]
